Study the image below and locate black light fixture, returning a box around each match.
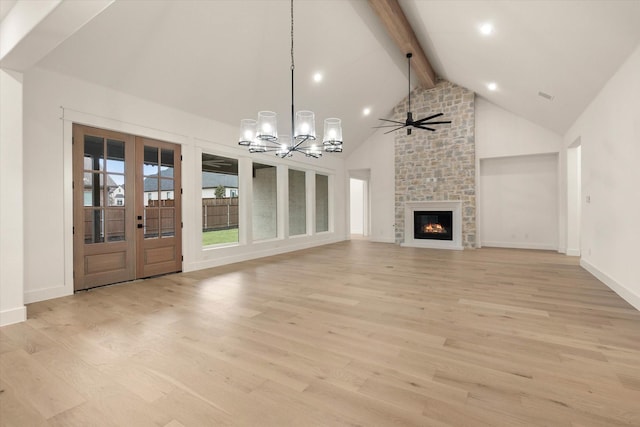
[238,0,343,158]
[375,53,451,135]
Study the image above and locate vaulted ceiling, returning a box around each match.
[9,0,640,154]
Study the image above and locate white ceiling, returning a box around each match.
[33,0,640,154]
[0,0,17,22]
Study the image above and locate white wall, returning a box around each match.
[345,129,395,243]
[0,69,27,326]
[475,97,563,159]
[564,43,640,311]
[480,154,559,250]
[22,67,347,304]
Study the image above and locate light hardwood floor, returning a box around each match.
[2,241,640,426]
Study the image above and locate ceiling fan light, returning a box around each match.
[256,111,278,141]
[322,118,342,147]
[238,119,257,146]
[294,110,316,140]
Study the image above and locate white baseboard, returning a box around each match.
[24,285,73,304]
[481,241,557,251]
[185,236,345,272]
[581,259,640,312]
[566,248,581,256]
[0,305,27,327]
[369,237,395,244]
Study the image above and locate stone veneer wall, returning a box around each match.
[253,165,277,240]
[395,79,476,247]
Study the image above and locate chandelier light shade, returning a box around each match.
[238,0,343,158]
[238,119,257,146]
[294,110,316,140]
[256,111,278,142]
[322,118,343,152]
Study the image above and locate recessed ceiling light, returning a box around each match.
[487,82,497,91]
[479,22,494,35]
[313,72,323,83]
[363,107,371,116]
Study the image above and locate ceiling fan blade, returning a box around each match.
[413,125,436,131]
[378,118,405,125]
[384,125,407,135]
[415,113,443,124]
[419,120,452,125]
[373,124,408,129]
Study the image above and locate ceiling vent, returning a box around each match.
[538,91,555,101]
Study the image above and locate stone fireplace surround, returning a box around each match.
[394,79,476,248]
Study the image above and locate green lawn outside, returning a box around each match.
[202,228,239,246]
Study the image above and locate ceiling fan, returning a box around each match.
[375,53,451,135]
[202,159,232,169]
[202,158,234,173]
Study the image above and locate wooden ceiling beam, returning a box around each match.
[368,0,436,89]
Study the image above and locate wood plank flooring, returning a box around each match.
[2,241,640,426]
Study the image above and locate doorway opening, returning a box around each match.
[349,171,369,239]
[73,124,182,291]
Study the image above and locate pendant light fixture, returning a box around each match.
[238,0,343,158]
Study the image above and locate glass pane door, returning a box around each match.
[73,125,135,290]
[136,138,182,278]
[73,125,181,291]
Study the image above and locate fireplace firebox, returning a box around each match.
[413,211,453,241]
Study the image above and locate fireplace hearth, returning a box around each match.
[414,211,453,241]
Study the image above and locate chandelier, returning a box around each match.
[238,0,343,158]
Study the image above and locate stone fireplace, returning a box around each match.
[394,80,476,248]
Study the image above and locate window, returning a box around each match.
[252,163,277,241]
[288,169,306,236]
[316,174,329,232]
[202,153,239,246]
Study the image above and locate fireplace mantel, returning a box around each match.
[401,201,463,250]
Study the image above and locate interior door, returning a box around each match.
[136,138,182,278]
[73,125,182,291]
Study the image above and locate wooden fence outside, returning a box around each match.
[202,197,238,231]
[83,198,237,242]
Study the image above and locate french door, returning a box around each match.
[73,124,182,291]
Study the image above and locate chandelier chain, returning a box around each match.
[290,0,294,72]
